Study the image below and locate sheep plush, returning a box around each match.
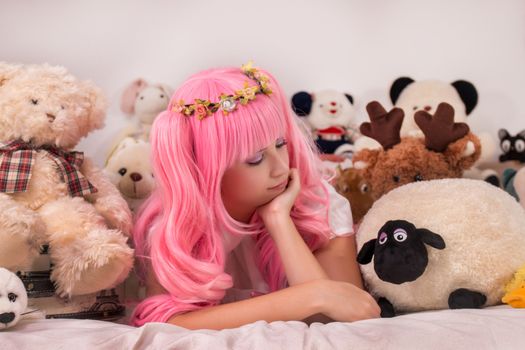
[0,268,27,330]
[356,178,525,316]
[0,62,133,297]
[291,89,359,157]
[104,137,154,212]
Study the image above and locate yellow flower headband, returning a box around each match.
[171,62,273,120]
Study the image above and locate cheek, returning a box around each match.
[222,166,270,205]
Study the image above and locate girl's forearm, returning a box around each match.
[264,215,328,285]
[168,281,323,330]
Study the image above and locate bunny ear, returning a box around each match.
[121,78,148,115]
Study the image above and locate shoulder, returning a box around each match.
[321,179,354,237]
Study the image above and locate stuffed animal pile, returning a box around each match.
[0,62,133,298]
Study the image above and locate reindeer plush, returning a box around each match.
[352,101,481,201]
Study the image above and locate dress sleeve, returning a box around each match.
[322,179,354,238]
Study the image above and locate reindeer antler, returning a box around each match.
[414,103,469,152]
[360,101,404,150]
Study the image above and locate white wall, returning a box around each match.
[1,0,524,165]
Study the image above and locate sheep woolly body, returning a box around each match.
[356,178,525,312]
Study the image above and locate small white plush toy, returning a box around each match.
[119,78,172,141]
[105,138,154,212]
[0,268,27,330]
[291,89,359,157]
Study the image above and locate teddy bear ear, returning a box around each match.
[83,82,107,131]
[121,78,149,115]
[0,62,22,88]
[291,91,313,116]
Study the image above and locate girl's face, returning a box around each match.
[221,137,290,223]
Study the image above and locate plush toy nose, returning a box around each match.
[0,312,15,324]
[424,106,432,111]
[330,102,337,106]
[46,113,56,122]
[130,173,143,182]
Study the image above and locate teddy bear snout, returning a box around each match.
[130,172,143,182]
[0,312,15,325]
[46,113,56,122]
[423,106,432,111]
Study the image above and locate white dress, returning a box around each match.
[221,181,354,303]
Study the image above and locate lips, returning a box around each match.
[268,179,288,190]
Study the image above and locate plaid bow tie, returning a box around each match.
[0,140,98,197]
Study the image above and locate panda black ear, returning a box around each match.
[345,94,354,105]
[357,239,377,264]
[498,129,510,141]
[390,77,414,105]
[291,91,313,117]
[518,130,525,140]
[451,80,478,115]
[417,228,446,250]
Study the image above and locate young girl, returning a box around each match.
[131,63,380,329]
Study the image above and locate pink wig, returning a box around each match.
[131,66,331,326]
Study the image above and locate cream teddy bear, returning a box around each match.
[0,62,133,297]
[104,137,154,212]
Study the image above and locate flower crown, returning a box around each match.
[171,62,273,120]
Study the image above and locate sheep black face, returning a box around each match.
[357,220,446,284]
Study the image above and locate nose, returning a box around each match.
[424,106,432,111]
[268,149,289,178]
[0,312,15,324]
[330,101,337,106]
[130,173,143,182]
[46,113,56,122]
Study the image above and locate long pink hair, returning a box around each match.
[131,66,331,326]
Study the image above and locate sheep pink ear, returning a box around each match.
[120,78,148,115]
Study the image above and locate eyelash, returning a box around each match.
[246,138,288,166]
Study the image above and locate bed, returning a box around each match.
[2,305,524,349]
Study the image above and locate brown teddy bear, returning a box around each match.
[332,167,374,223]
[0,62,133,297]
[353,101,481,201]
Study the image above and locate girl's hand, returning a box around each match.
[317,279,381,322]
[257,168,300,223]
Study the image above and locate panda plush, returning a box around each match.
[291,89,360,157]
[385,77,499,186]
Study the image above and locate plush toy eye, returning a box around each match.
[360,183,369,193]
[378,232,388,245]
[319,104,324,108]
[118,168,127,176]
[413,106,418,111]
[501,140,511,153]
[8,293,17,302]
[393,228,408,242]
[393,175,400,183]
[140,96,144,100]
[515,140,525,153]
[31,99,39,105]
[414,174,423,182]
[160,94,165,98]
[61,105,65,110]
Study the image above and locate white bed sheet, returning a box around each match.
[1,305,523,350]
